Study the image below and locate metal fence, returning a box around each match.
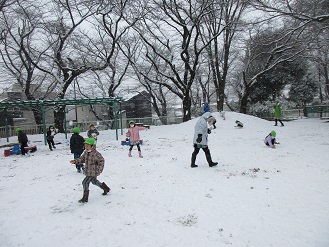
[250,105,329,120]
[0,116,184,139]
[2,105,327,139]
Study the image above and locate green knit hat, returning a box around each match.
[16,127,22,132]
[271,130,276,137]
[129,120,135,124]
[84,137,96,146]
[73,127,80,134]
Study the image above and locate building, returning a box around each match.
[0,84,56,127]
[121,90,152,124]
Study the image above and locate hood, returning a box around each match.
[202,112,213,119]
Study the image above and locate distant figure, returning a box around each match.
[264,131,280,148]
[46,126,57,151]
[126,120,145,158]
[16,128,28,155]
[235,120,243,128]
[219,110,226,120]
[191,112,218,168]
[87,123,99,141]
[274,102,284,126]
[203,102,210,113]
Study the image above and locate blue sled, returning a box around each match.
[121,139,143,146]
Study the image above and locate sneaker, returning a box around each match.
[191,164,198,168]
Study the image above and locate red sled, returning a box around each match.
[24,146,37,153]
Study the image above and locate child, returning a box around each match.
[70,138,110,203]
[70,127,85,173]
[87,123,99,140]
[126,120,145,158]
[274,102,284,126]
[16,128,28,155]
[264,131,280,148]
[235,120,243,128]
[203,102,210,113]
[46,126,57,151]
[191,112,218,168]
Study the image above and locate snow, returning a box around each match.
[0,112,328,247]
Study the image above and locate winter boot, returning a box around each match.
[128,150,132,157]
[206,153,218,167]
[78,190,89,203]
[191,153,198,168]
[138,151,143,158]
[101,182,111,196]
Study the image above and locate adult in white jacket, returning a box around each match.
[191,112,218,168]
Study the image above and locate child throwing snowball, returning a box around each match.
[70,138,110,203]
[126,120,145,158]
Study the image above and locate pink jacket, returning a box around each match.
[126,126,145,142]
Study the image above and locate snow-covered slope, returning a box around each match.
[1,112,328,247]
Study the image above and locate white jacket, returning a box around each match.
[264,135,275,147]
[193,112,214,146]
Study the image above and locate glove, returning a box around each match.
[196,134,202,143]
[207,129,211,134]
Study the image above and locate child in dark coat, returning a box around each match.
[17,128,28,155]
[87,124,99,140]
[235,120,243,128]
[46,126,57,151]
[70,127,85,173]
[70,138,110,203]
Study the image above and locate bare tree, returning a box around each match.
[0,0,55,126]
[236,26,309,113]
[131,0,216,122]
[251,0,329,23]
[0,0,17,12]
[200,0,250,111]
[31,0,137,131]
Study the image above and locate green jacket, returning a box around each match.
[274,103,282,118]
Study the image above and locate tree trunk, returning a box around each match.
[182,93,192,122]
[240,93,249,114]
[240,73,249,114]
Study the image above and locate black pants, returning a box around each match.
[191,144,214,166]
[129,143,141,151]
[275,119,284,126]
[47,139,55,150]
[20,141,28,155]
[192,144,211,156]
[82,176,102,191]
[265,139,275,146]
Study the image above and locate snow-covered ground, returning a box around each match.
[0,112,328,247]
